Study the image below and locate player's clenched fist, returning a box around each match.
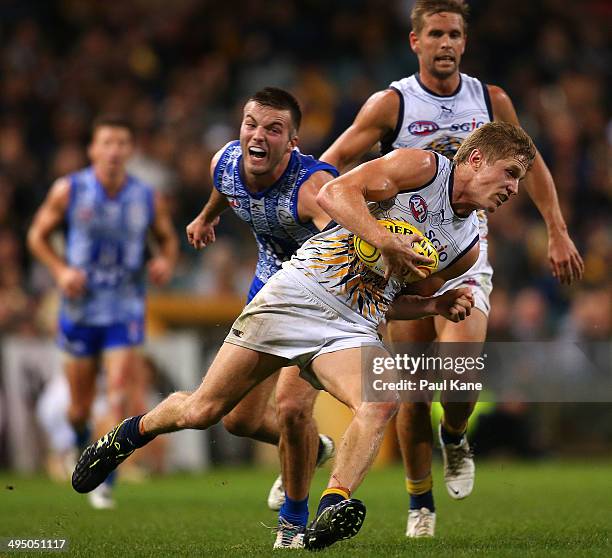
[433,288,474,322]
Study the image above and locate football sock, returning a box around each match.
[105,470,117,487]
[279,494,309,526]
[123,415,155,448]
[406,474,435,511]
[440,423,466,445]
[74,424,91,452]
[316,487,350,517]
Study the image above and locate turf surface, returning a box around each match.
[1,461,610,557]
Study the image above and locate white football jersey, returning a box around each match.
[288,153,479,325]
[384,72,493,245]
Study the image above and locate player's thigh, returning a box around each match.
[225,369,280,422]
[435,309,487,407]
[386,317,437,345]
[188,342,288,414]
[309,346,391,412]
[434,307,488,342]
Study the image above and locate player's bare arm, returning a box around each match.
[148,193,179,286]
[489,85,584,284]
[317,149,437,280]
[320,89,399,173]
[387,288,474,323]
[186,150,230,249]
[27,177,87,299]
[385,239,479,325]
[296,170,336,231]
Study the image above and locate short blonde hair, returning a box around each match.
[453,122,536,170]
[411,0,470,35]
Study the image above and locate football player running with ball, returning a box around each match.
[321,0,583,538]
[73,121,533,551]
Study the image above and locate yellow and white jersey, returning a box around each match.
[286,153,479,326]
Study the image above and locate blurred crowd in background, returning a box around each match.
[0,0,609,344]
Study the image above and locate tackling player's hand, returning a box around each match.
[57,266,87,299]
[186,216,220,249]
[380,233,435,281]
[434,288,474,322]
[548,230,584,285]
[148,256,174,286]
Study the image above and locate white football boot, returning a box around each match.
[439,424,475,499]
[87,482,115,510]
[267,434,335,511]
[273,518,305,549]
[406,507,436,538]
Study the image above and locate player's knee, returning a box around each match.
[402,401,432,421]
[276,395,312,430]
[360,401,399,425]
[222,412,260,438]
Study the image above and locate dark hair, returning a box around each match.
[411,0,470,35]
[454,122,536,170]
[248,87,302,134]
[90,114,135,141]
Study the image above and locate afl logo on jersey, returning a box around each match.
[408,121,439,136]
[409,195,428,223]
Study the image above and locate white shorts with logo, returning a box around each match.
[225,267,385,385]
[436,242,493,316]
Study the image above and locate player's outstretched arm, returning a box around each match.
[27,178,87,298]
[489,85,584,284]
[186,150,230,249]
[186,189,228,249]
[317,149,437,280]
[148,193,179,286]
[320,89,399,174]
[387,288,474,322]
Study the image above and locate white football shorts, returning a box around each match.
[436,242,493,316]
[225,267,385,387]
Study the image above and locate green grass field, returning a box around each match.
[1,461,610,557]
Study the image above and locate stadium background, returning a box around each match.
[0,0,610,472]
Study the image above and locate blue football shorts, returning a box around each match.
[57,316,145,357]
[246,275,266,304]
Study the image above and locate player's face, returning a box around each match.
[88,126,133,173]
[411,12,466,80]
[240,102,296,177]
[472,154,527,213]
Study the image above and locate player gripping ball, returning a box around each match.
[354,219,439,283]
